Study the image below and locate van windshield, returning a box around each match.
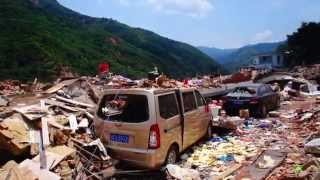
[98,94,149,123]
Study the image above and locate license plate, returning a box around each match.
[110,134,129,143]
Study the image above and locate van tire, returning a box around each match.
[165,145,178,165]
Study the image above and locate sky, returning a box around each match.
[57,0,320,49]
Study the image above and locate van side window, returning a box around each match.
[195,91,205,107]
[182,92,197,112]
[158,94,179,119]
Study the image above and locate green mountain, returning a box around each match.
[0,0,221,81]
[198,42,283,71]
[197,47,237,64]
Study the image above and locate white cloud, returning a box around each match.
[112,0,213,17]
[145,0,213,17]
[251,30,273,43]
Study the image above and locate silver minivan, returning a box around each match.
[94,88,211,169]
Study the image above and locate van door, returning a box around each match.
[195,90,210,138]
[181,91,199,149]
[156,93,182,155]
[96,93,153,150]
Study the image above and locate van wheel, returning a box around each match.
[205,125,212,139]
[165,145,178,165]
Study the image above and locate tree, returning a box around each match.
[286,22,320,67]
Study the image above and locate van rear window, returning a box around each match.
[98,94,149,123]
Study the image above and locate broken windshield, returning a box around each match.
[98,94,149,123]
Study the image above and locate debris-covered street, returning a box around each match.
[2,0,320,179]
[168,98,320,180]
[0,65,320,180]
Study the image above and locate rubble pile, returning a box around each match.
[0,80,25,96]
[266,104,320,180]
[222,71,252,84]
[293,64,320,82]
[0,67,319,179]
[0,77,114,179]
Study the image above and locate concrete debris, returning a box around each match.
[0,76,116,179]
